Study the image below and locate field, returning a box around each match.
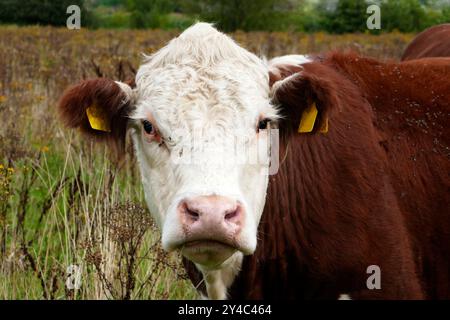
[0,26,415,299]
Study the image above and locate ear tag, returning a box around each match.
[86,104,111,132]
[298,102,329,134]
[298,102,318,133]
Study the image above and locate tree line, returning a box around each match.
[0,0,449,33]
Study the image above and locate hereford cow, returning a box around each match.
[402,24,450,60]
[57,23,450,300]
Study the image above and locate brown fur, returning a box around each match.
[402,24,450,60]
[185,52,450,300]
[328,52,450,299]
[58,78,134,155]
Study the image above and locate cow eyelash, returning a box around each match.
[258,118,271,131]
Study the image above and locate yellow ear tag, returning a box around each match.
[86,104,111,132]
[298,102,318,133]
[298,102,329,134]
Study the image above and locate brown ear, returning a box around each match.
[58,78,135,154]
[270,62,343,134]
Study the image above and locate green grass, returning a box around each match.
[0,141,197,299]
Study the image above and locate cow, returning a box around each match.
[57,23,450,300]
[402,24,450,60]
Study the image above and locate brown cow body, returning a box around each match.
[185,52,450,299]
[402,24,450,60]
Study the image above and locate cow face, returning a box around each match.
[129,24,280,268]
[58,23,280,269]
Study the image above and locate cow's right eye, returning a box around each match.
[142,120,154,135]
[258,118,271,131]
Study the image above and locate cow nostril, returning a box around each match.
[224,209,238,221]
[186,207,200,221]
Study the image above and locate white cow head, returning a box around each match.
[58,23,308,272]
[130,23,279,269]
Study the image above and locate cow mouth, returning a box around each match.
[183,239,237,250]
[179,240,238,266]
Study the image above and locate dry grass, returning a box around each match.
[0,26,415,300]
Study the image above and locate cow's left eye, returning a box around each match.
[142,120,155,135]
[258,118,271,131]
